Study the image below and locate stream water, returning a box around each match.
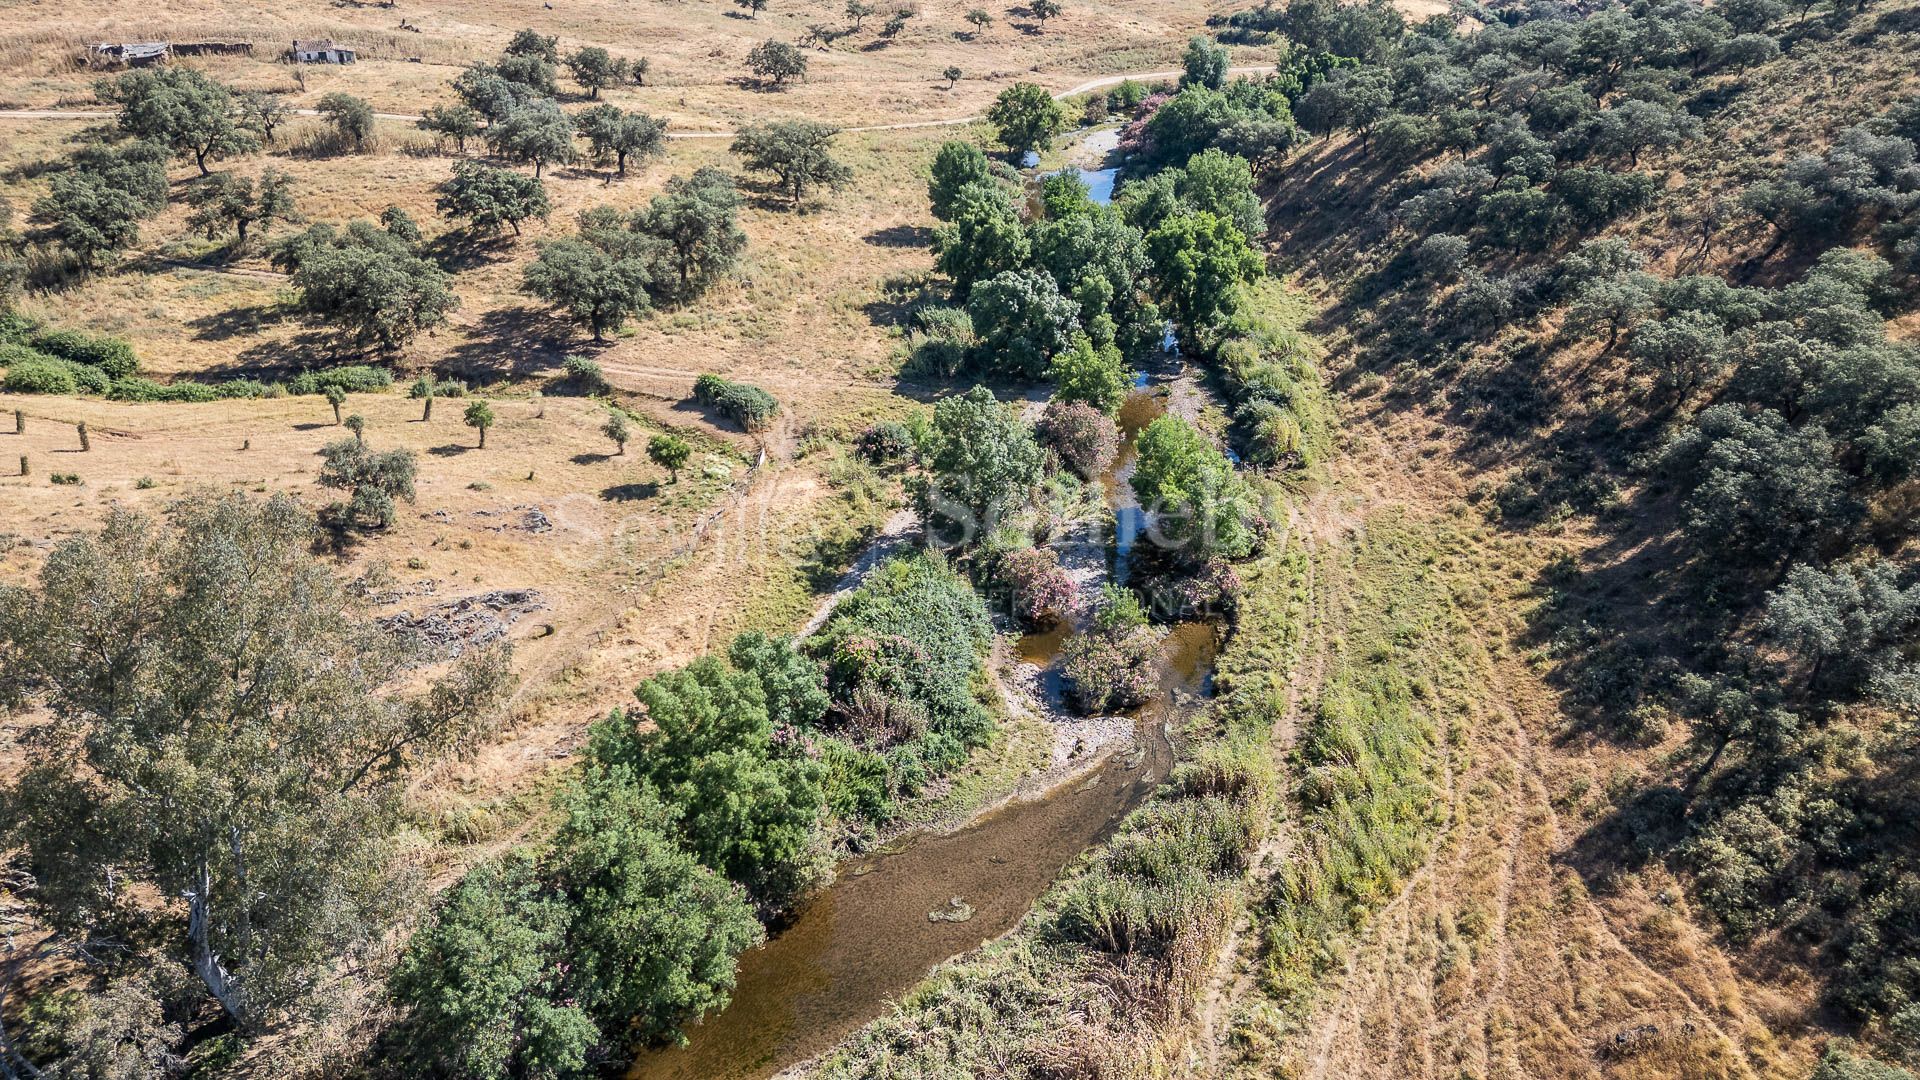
[626,130,1214,1080]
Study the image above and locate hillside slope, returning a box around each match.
[1190,0,1920,1075]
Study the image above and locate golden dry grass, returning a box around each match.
[1195,397,1824,1080]
[0,0,1254,124]
[0,117,954,406]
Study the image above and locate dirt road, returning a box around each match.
[0,66,1279,135]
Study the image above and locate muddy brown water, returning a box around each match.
[625,624,1215,1080]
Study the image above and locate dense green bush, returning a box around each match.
[3,355,79,395]
[902,305,976,379]
[288,366,394,395]
[558,355,610,395]
[588,651,828,907]
[29,329,137,379]
[392,773,764,1074]
[108,378,217,403]
[410,374,468,398]
[1131,415,1260,562]
[692,373,778,431]
[808,552,994,780]
[0,312,36,343]
[388,854,592,1080]
[854,420,914,463]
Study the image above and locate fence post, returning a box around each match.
[77,423,90,452]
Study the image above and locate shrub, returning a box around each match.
[1131,415,1259,563]
[1062,625,1159,713]
[1036,399,1120,480]
[1048,334,1131,414]
[29,328,138,378]
[0,312,36,342]
[411,375,468,399]
[854,421,914,463]
[3,357,79,395]
[903,305,976,379]
[213,379,275,399]
[289,366,394,395]
[559,355,610,395]
[587,654,829,906]
[1413,233,1470,280]
[693,374,778,431]
[0,341,58,369]
[808,552,994,775]
[109,378,218,403]
[692,372,730,405]
[64,361,111,396]
[966,269,1080,379]
[994,545,1074,625]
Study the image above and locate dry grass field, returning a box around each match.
[0,0,1254,126]
[0,116,946,399]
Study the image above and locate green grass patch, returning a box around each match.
[1253,510,1478,1025]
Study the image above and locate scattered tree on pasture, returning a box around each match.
[465,400,496,448]
[730,120,853,207]
[648,433,692,480]
[439,160,552,237]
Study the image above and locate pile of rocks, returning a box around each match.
[383,589,546,656]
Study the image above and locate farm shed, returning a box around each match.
[290,39,356,63]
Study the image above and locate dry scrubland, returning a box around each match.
[0,117,940,396]
[2,0,1885,1075]
[1201,403,1826,1079]
[0,378,904,868]
[0,0,1241,126]
[1176,8,1920,1079]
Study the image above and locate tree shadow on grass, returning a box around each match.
[429,443,478,457]
[863,224,932,248]
[222,329,370,377]
[600,481,660,501]
[422,230,519,273]
[188,302,291,342]
[571,451,616,465]
[441,305,579,383]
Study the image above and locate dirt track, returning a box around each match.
[0,65,1278,134]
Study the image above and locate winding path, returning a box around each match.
[0,66,1277,136]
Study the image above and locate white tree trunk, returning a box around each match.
[186,860,248,1025]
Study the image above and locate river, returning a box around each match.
[625,126,1212,1080]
